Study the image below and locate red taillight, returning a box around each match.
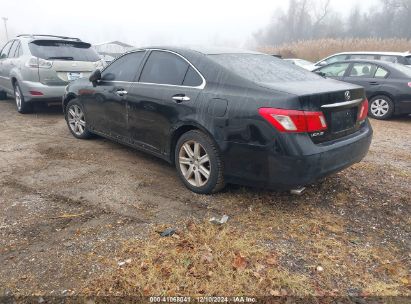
[259,108,327,133]
[408,82,411,88]
[358,99,368,121]
[29,91,44,96]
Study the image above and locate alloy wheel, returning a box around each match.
[370,99,389,117]
[15,87,22,110]
[179,140,211,187]
[68,104,86,136]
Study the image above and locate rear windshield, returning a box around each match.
[209,53,320,83]
[29,40,100,62]
[393,63,411,77]
[406,56,411,65]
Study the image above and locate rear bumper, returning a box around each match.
[20,80,66,102]
[395,100,411,115]
[222,121,373,190]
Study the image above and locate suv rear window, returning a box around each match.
[210,54,320,83]
[29,40,100,62]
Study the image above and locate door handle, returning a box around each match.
[369,82,379,85]
[115,89,128,96]
[172,95,190,103]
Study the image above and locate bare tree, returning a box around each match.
[253,0,411,46]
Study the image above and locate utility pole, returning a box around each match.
[2,17,8,41]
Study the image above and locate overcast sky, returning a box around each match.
[1,0,377,47]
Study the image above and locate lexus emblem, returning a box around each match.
[345,91,351,101]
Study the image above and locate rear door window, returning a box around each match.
[101,51,145,82]
[183,67,203,87]
[349,63,377,77]
[140,51,189,86]
[319,62,350,77]
[374,67,389,78]
[15,42,23,57]
[0,41,13,59]
[29,40,100,62]
[405,56,411,65]
[8,41,19,58]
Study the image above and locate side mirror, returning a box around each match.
[318,61,327,66]
[101,73,115,81]
[89,69,101,86]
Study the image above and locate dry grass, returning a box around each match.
[259,38,411,61]
[81,189,411,297]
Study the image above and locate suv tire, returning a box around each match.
[0,90,7,100]
[14,82,33,114]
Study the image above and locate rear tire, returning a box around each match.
[14,82,33,114]
[65,99,93,139]
[175,130,225,194]
[369,95,394,120]
[0,90,7,100]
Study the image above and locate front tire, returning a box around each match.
[175,130,225,194]
[65,99,92,139]
[14,82,33,114]
[369,95,394,120]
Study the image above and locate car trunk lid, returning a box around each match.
[39,60,96,85]
[29,39,101,86]
[260,79,367,143]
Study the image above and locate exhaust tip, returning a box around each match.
[290,187,306,196]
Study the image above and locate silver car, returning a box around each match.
[0,34,105,113]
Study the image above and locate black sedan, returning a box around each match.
[63,47,372,194]
[313,60,411,119]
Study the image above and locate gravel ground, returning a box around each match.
[0,98,410,297]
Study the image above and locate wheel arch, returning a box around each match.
[368,91,395,103]
[168,122,220,165]
[62,93,78,114]
[11,77,18,88]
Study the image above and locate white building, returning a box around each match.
[94,41,135,63]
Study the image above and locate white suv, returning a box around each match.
[0,34,105,113]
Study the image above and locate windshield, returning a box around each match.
[209,53,320,83]
[29,40,100,62]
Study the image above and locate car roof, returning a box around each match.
[339,59,398,66]
[17,34,82,42]
[140,46,263,55]
[318,59,406,72]
[330,51,409,57]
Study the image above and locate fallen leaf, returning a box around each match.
[270,289,280,296]
[201,252,214,263]
[255,263,265,272]
[140,261,148,271]
[233,253,247,270]
[186,220,196,231]
[266,253,278,266]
